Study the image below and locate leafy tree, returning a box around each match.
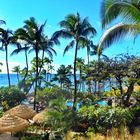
[103,54,140,106]
[54,13,96,110]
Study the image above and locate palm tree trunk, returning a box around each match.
[25,46,29,74]
[38,48,45,74]
[73,41,79,111]
[6,46,11,86]
[17,72,19,83]
[34,47,39,110]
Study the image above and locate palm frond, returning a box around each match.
[0,28,5,35]
[44,47,57,57]
[37,20,46,37]
[59,20,74,31]
[98,23,140,52]
[63,40,75,56]
[82,27,97,36]
[51,33,60,45]
[53,30,73,39]
[101,0,140,28]
[78,36,89,48]
[11,46,30,56]
[0,20,6,25]
[24,17,38,30]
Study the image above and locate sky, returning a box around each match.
[0,0,140,73]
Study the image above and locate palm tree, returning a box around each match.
[98,0,140,50]
[81,39,97,66]
[52,65,71,88]
[38,34,58,75]
[14,17,57,110]
[0,29,20,86]
[12,65,20,83]
[54,13,96,110]
[90,44,105,62]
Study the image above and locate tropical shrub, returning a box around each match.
[0,86,26,110]
[77,106,134,133]
[130,106,140,126]
[132,91,140,104]
[104,89,121,97]
[45,96,74,133]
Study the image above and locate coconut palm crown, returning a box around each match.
[54,13,96,110]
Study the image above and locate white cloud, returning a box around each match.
[0,60,25,74]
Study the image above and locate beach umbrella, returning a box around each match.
[5,105,36,119]
[0,114,29,133]
[33,110,47,124]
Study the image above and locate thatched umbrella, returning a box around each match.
[0,114,29,133]
[5,105,36,119]
[33,110,47,124]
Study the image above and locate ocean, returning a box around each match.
[0,74,19,87]
[0,74,111,91]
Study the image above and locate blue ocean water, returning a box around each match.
[0,74,111,92]
[0,74,19,87]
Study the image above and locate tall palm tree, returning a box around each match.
[0,29,20,86]
[12,65,20,83]
[98,0,140,50]
[54,13,96,110]
[14,17,57,110]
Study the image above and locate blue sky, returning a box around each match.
[0,0,140,73]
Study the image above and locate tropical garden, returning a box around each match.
[0,0,140,140]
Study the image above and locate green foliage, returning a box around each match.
[0,86,26,110]
[104,89,121,97]
[130,106,140,118]
[0,109,3,117]
[36,86,71,106]
[78,106,134,133]
[45,96,74,134]
[132,91,140,103]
